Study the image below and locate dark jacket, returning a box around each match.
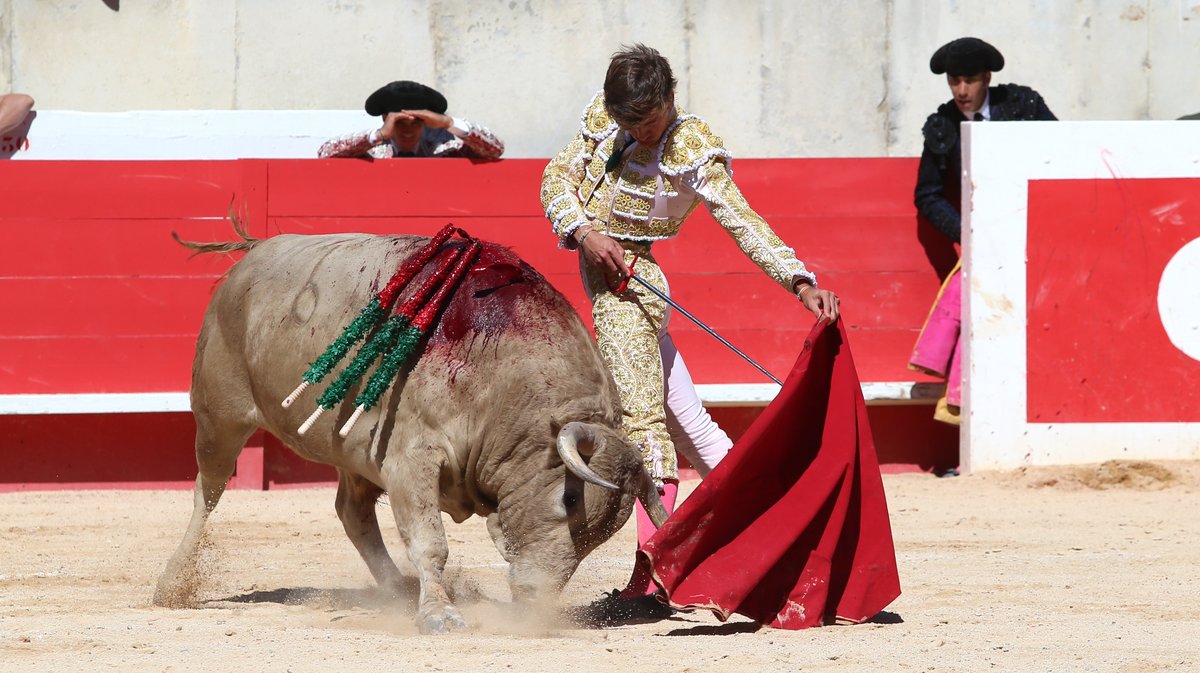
[913,83,1057,243]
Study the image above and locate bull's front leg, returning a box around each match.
[385,457,466,634]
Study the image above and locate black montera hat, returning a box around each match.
[364,81,448,116]
[929,37,1005,76]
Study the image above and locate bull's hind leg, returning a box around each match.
[385,456,466,634]
[153,410,256,607]
[335,470,407,593]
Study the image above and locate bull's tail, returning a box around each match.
[172,202,262,256]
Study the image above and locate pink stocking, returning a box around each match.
[619,479,679,598]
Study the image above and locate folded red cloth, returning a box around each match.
[640,318,901,629]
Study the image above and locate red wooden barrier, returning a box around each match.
[0,158,958,490]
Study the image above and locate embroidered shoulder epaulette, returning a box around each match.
[922,104,960,156]
[659,115,732,176]
[580,90,617,141]
[993,83,1045,121]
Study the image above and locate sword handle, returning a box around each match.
[612,254,639,294]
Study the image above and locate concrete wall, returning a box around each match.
[3,0,1199,158]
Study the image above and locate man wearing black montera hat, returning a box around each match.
[909,37,1056,428]
[318,80,504,160]
[914,37,1056,243]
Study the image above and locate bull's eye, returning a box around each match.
[562,492,578,508]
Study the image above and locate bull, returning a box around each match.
[153,230,666,633]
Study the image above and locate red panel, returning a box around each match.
[0,335,196,393]
[668,327,932,385]
[0,277,215,337]
[0,161,249,219]
[0,404,956,493]
[660,214,942,275]
[263,158,919,219]
[0,219,239,277]
[1027,178,1200,422]
[723,158,919,218]
[266,159,548,218]
[0,412,199,487]
[267,216,579,276]
[263,432,338,487]
[866,405,959,472]
[711,404,958,472]
[0,157,953,483]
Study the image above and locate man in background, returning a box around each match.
[318,80,503,160]
[910,37,1056,427]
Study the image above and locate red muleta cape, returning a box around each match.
[639,318,901,629]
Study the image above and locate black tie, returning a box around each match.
[973,112,984,122]
[605,142,626,172]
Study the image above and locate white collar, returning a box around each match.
[964,91,992,121]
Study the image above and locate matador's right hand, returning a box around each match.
[578,227,631,287]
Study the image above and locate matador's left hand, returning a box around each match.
[796,283,840,323]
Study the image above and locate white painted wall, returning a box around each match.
[962,120,1200,471]
[5,110,371,159]
[3,1,1199,159]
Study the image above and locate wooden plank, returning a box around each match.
[0,218,241,277]
[265,158,920,219]
[0,335,196,394]
[707,158,920,218]
[659,213,957,275]
[667,328,933,385]
[0,277,216,337]
[0,412,199,486]
[0,160,249,219]
[538,269,940,331]
[266,159,548,218]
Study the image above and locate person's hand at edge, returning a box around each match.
[795,281,840,323]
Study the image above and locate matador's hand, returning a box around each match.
[397,109,453,129]
[578,228,630,287]
[797,283,840,323]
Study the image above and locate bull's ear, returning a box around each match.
[637,469,669,528]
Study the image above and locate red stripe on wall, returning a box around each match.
[0,157,959,486]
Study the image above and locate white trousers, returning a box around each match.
[581,251,733,478]
[659,320,733,477]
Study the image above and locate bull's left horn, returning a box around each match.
[556,422,618,490]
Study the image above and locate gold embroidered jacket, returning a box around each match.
[540,91,816,292]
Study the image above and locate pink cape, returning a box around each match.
[639,319,901,629]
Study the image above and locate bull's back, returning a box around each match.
[197,233,605,452]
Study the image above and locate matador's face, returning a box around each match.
[623,98,676,147]
[947,72,991,118]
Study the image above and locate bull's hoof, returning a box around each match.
[417,604,467,634]
[152,574,198,609]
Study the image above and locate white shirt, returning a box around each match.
[964,91,992,121]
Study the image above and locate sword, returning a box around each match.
[615,256,784,386]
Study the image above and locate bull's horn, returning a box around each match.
[637,469,670,529]
[556,422,618,490]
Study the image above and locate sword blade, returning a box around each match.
[628,274,784,386]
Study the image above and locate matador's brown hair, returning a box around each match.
[603,44,677,126]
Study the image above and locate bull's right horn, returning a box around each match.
[556,422,618,490]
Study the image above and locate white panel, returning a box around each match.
[0,393,191,415]
[963,120,1200,471]
[6,110,373,160]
